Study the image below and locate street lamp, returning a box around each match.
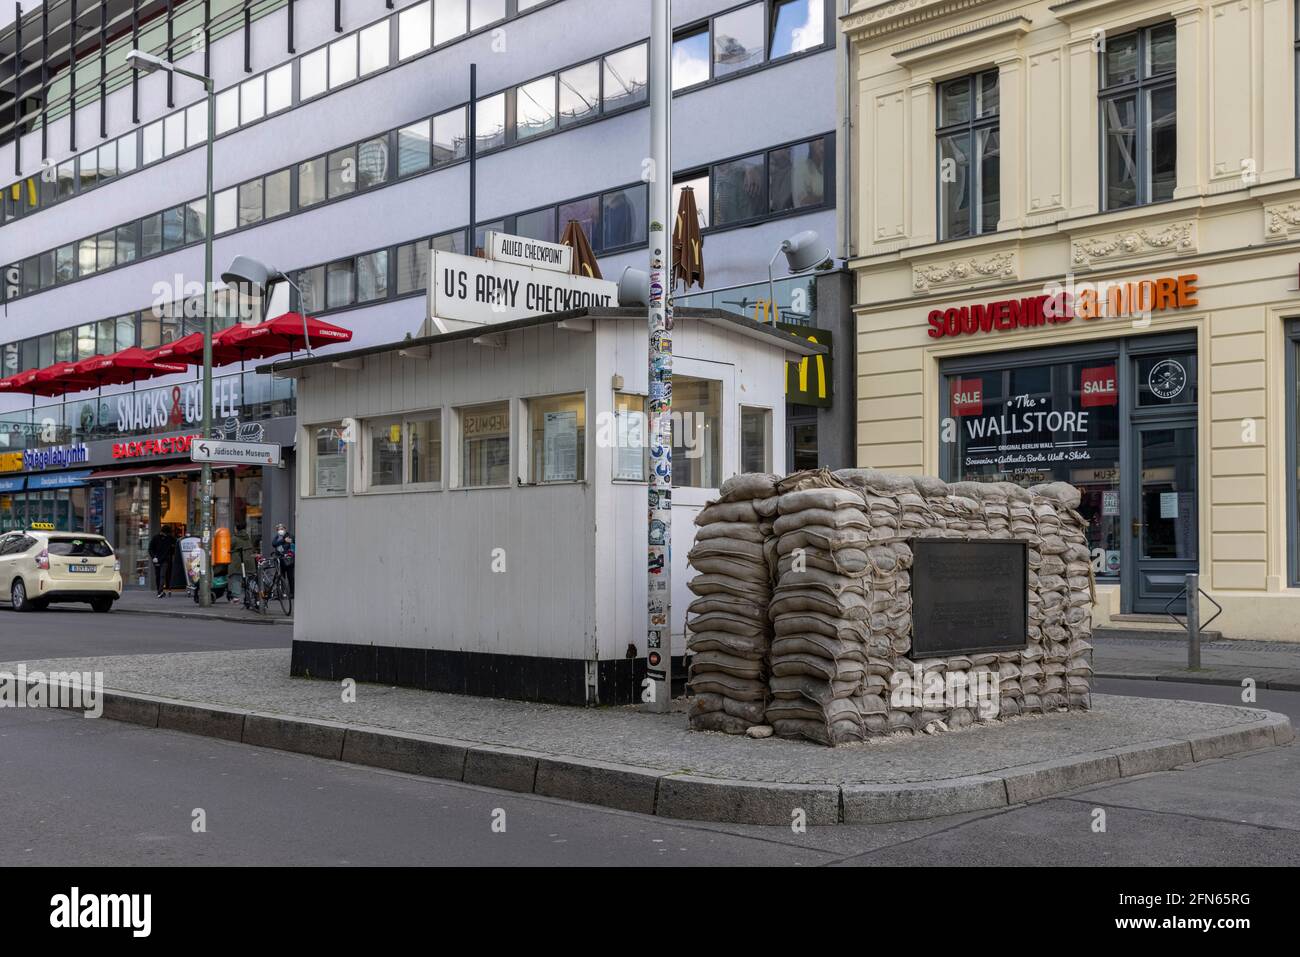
[129,48,217,607]
[221,256,315,356]
[767,230,832,321]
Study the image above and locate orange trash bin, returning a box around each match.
[213,527,231,565]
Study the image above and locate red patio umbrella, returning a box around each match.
[222,312,352,357]
[74,347,190,387]
[0,368,66,397]
[32,361,98,397]
[147,332,207,365]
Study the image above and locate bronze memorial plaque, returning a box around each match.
[910,540,1028,657]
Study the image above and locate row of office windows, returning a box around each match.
[4,125,830,311]
[0,0,284,149]
[304,381,772,496]
[2,0,831,234]
[939,21,1177,241]
[0,0,549,222]
[0,299,248,377]
[288,132,831,314]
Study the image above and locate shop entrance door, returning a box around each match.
[1129,420,1198,613]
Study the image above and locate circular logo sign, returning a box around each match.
[648,652,661,667]
[1147,359,1187,401]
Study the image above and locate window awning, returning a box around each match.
[87,462,204,480]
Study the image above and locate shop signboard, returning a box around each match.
[428,248,617,332]
[113,378,241,434]
[27,470,92,489]
[22,443,88,470]
[776,322,832,408]
[927,273,1198,340]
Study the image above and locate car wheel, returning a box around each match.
[90,597,114,613]
[10,578,31,612]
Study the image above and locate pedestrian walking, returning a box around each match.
[148,525,176,598]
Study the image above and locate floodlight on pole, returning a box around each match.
[222,256,315,356]
[767,229,832,323]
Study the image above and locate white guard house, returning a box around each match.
[262,236,824,705]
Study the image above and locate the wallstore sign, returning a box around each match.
[927,273,1199,339]
[112,434,202,459]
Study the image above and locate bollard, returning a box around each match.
[1186,573,1201,669]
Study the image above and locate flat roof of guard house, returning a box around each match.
[256,306,826,377]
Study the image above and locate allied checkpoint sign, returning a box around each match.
[426,240,618,335]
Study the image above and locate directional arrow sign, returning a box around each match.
[191,439,282,466]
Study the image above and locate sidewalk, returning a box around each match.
[1093,631,1300,690]
[111,589,292,625]
[7,647,1291,826]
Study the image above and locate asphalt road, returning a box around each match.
[0,605,288,659]
[0,671,1295,866]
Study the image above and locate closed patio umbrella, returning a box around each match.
[559,219,603,280]
[673,185,705,291]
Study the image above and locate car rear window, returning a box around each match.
[47,538,114,558]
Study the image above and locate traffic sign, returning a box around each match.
[191,439,282,466]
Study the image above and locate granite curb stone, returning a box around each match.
[14,677,1294,826]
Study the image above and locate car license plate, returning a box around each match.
[67,565,97,574]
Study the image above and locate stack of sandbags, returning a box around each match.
[686,473,779,734]
[762,470,911,745]
[1031,482,1093,710]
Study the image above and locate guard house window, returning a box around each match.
[740,407,773,473]
[526,393,586,483]
[367,418,405,488]
[408,412,443,486]
[937,70,1000,240]
[1101,23,1176,210]
[613,393,648,481]
[673,376,722,489]
[458,402,511,487]
[308,424,349,496]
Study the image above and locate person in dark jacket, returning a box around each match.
[147,525,176,597]
[271,523,295,598]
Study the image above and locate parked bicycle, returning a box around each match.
[254,553,293,617]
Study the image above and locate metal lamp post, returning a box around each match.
[645,0,672,712]
[128,49,217,606]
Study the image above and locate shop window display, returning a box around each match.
[946,359,1121,576]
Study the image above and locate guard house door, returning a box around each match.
[1125,348,1199,614]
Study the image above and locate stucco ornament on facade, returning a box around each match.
[1070,222,1196,267]
[843,0,1001,39]
[1264,202,1300,240]
[912,252,1016,291]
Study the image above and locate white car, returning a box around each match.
[0,527,123,613]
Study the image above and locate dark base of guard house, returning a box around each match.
[290,640,689,706]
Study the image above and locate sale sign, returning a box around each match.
[951,378,984,416]
[1081,366,1118,407]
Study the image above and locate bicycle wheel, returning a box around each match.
[277,574,293,616]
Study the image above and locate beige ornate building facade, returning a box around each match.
[844,0,1300,638]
